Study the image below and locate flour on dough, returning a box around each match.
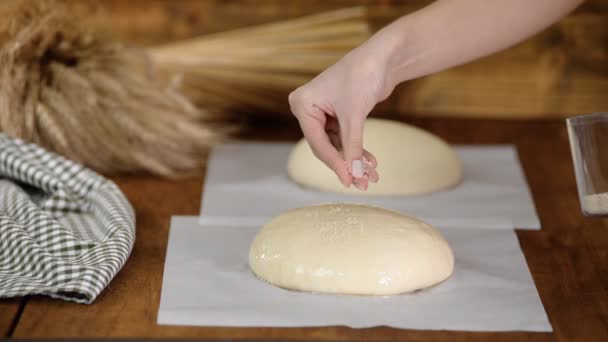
[249,203,454,295]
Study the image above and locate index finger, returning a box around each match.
[296,109,352,187]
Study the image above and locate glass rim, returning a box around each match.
[566,112,608,126]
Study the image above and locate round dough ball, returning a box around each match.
[249,203,454,295]
[287,118,462,196]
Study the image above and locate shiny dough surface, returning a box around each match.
[287,118,462,196]
[249,203,454,295]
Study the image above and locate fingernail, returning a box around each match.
[338,174,350,188]
[353,180,367,191]
[351,160,363,178]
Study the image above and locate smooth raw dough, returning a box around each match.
[287,118,462,196]
[249,203,454,295]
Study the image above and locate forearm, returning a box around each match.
[365,0,583,91]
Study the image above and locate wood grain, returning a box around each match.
[92,0,608,119]
[11,118,608,340]
[0,299,21,337]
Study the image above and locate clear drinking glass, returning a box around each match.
[567,112,608,217]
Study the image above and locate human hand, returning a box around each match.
[288,46,393,190]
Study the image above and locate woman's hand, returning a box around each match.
[288,0,581,191]
[288,46,392,190]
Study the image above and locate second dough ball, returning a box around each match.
[287,118,462,196]
[249,203,454,295]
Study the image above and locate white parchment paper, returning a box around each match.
[158,216,551,331]
[199,143,540,230]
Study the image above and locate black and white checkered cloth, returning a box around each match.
[0,134,135,304]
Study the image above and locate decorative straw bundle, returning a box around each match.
[148,7,370,117]
[0,0,223,177]
[0,1,370,176]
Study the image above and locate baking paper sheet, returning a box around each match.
[199,143,540,230]
[158,216,551,331]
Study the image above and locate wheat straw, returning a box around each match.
[0,1,370,176]
[0,0,226,177]
[149,6,371,116]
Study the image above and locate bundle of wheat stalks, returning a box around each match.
[150,6,370,116]
[0,0,370,177]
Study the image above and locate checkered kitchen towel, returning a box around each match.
[0,134,135,303]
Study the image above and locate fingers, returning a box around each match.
[328,127,378,186]
[353,176,369,191]
[289,87,379,191]
[296,109,352,187]
[363,149,378,168]
[340,116,372,189]
[363,149,379,183]
[341,118,365,170]
[366,162,379,183]
[354,156,378,189]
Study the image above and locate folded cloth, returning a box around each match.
[0,134,135,303]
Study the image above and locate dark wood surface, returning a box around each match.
[0,299,20,337]
[95,0,608,119]
[3,117,607,341]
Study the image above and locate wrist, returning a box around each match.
[365,15,425,95]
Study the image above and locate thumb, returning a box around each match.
[341,116,365,179]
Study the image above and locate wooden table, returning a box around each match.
[1,118,607,341]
